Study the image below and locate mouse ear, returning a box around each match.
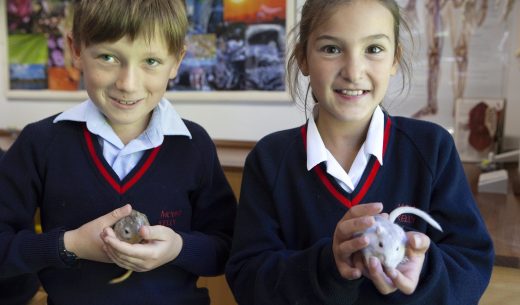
[375,224,386,236]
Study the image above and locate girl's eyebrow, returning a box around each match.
[315,34,391,43]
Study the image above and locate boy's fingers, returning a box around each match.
[104,204,132,226]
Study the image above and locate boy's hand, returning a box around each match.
[100,225,183,272]
[64,204,133,263]
[358,232,430,295]
[332,202,383,280]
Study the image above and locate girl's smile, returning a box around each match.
[299,0,398,129]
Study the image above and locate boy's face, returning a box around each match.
[69,31,184,138]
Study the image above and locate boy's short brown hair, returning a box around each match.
[72,0,188,56]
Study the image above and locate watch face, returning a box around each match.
[61,249,78,266]
[59,231,78,266]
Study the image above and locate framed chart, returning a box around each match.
[1,0,296,102]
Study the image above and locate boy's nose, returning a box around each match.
[115,66,139,92]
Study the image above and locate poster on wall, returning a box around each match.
[170,0,286,92]
[7,0,78,91]
[382,0,516,133]
[4,0,288,98]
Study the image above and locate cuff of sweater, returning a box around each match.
[20,228,64,269]
[171,231,220,275]
[318,244,363,294]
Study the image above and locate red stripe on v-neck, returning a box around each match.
[83,126,161,195]
[301,116,391,208]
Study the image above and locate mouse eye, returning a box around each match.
[378,242,384,248]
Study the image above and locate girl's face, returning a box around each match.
[299,0,398,127]
[70,30,184,139]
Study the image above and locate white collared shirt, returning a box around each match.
[54,98,191,180]
[306,105,384,193]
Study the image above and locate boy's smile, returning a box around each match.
[299,0,398,129]
[70,30,184,143]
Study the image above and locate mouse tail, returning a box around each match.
[389,206,443,232]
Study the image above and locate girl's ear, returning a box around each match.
[391,44,402,76]
[67,33,82,70]
[296,43,309,76]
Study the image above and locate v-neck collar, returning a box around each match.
[300,115,392,208]
[83,126,161,195]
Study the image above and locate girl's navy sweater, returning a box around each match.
[0,116,237,305]
[226,115,494,305]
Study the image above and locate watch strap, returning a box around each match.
[58,230,78,267]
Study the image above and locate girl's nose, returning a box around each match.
[339,54,364,83]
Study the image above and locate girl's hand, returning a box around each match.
[64,204,133,263]
[359,232,430,295]
[332,202,383,280]
[100,225,183,272]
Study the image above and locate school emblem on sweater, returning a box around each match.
[158,209,183,227]
[395,204,417,225]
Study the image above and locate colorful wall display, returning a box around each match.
[5,0,287,93]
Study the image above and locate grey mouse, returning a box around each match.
[109,209,150,284]
[361,206,443,269]
[113,209,150,244]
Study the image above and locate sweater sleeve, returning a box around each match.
[0,273,40,305]
[225,147,365,305]
[0,125,66,278]
[171,125,237,276]
[407,134,494,304]
[226,126,494,305]
[357,130,494,305]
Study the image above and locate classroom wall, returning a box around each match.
[1,3,519,144]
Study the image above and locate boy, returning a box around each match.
[0,1,237,304]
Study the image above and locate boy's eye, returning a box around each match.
[145,58,160,66]
[321,45,341,54]
[367,45,383,54]
[99,54,115,62]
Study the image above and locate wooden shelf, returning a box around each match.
[463,163,520,268]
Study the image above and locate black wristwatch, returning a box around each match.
[58,230,78,267]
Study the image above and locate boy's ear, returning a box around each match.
[67,33,82,70]
[169,45,187,79]
[296,43,309,76]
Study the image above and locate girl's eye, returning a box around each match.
[321,45,341,54]
[367,45,383,54]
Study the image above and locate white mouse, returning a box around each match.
[360,206,443,269]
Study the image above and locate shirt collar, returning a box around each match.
[306,105,384,171]
[53,98,192,148]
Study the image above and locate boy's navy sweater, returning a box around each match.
[226,115,494,305]
[0,116,237,305]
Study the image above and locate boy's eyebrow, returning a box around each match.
[315,34,392,43]
[88,45,168,58]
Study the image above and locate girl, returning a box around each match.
[225,0,493,304]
